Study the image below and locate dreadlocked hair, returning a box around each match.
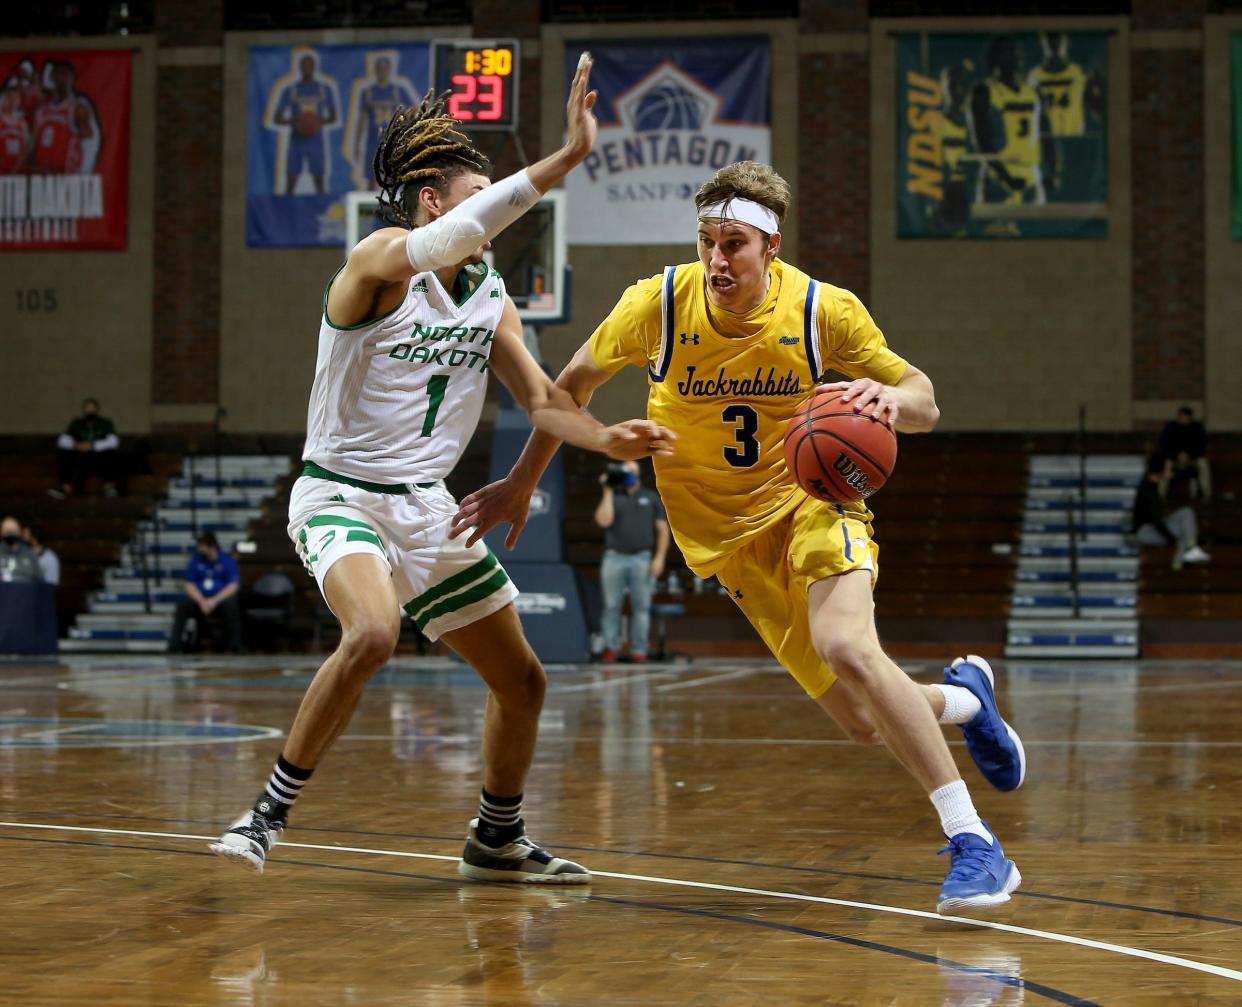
[373,89,490,229]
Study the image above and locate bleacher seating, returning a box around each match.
[8,426,1233,658]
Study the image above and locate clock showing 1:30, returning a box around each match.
[431,39,520,130]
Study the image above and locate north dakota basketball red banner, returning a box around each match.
[562,38,771,246]
[895,30,1108,239]
[246,42,429,248]
[0,49,130,250]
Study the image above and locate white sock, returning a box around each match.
[933,684,982,725]
[929,780,992,842]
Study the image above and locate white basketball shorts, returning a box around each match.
[288,471,518,641]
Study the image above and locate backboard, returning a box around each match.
[344,188,569,324]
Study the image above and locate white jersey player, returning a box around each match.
[211,60,675,882]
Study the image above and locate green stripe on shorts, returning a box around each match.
[346,529,383,548]
[411,567,511,631]
[403,551,499,622]
[307,514,377,532]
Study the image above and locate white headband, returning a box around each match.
[697,197,780,235]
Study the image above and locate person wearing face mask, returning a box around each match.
[1,515,43,584]
[168,532,243,654]
[50,396,120,498]
[594,460,670,663]
[452,159,1026,919]
[22,523,60,586]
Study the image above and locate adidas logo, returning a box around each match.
[778,335,799,345]
[412,279,428,292]
[490,289,500,298]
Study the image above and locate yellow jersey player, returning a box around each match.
[451,161,1027,916]
[969,35,1053,206]
[1028,31,1088,138]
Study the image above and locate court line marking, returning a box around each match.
[0,833,1099,1007]
[330,733,1242,750]
[549,669,687,693]
[655,668,760,692]
[1,820,1238,986]
[37,809,1242,930]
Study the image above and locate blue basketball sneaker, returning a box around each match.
[945,655,1026,792]
[937,827,1021,916]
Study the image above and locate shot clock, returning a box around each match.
[430,39,520,130]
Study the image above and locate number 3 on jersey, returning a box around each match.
[721,404,759,468]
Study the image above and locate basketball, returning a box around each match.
[294,109,321,137]
[784,389,897,504]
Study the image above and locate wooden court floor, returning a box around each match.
[1,654,1240,1006]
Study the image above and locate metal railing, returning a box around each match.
[1068,403,1088,618]
[1066,491,1081,619]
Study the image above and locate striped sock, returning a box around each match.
[476,789,523,848]
[255,754,313,824]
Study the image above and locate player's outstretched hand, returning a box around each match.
[816,379,899,429]
[449,477,532,550]
[563,52,598,163]
[599,419,677,461]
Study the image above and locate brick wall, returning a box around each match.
[151,0,223,419]
[1130,45,1204,405]
[151,65,223,408]
[798,51,871,300]
[800,0,867,34]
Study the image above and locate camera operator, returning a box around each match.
[594,461,669,663]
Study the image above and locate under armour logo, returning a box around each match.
[679,332,700,345]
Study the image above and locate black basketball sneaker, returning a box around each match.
[458,819,591,884]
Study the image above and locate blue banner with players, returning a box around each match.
[246,42,429,247]
[562,37,770,245]
[896,31,1108,239]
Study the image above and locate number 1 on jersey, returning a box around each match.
[722,404,759,468]
[421,375,450,437]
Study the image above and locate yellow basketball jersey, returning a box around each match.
[986,78,1041,168]
[1028,63,1087,137]
[588,258,908,576]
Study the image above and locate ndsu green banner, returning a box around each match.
[896,30,1108,239]
[1232,33,1242,239]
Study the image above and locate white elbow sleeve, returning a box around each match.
[404,168,541,273]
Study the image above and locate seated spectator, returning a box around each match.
[169,532,243,653]
[50,397,120,498]
[1131,454,1210,570]
[22,523,59,586]
[1159,405,1211,499]
[1,515,44,583]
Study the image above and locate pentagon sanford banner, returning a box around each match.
[0,50,130,250]
[563,37,770,245]
[247,42,428,247]
[896,30,1108,238]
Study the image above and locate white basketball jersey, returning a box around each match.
[303,262,505,484]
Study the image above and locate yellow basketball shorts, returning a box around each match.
[714,496,879,700]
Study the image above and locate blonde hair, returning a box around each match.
[694,161,790,232]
